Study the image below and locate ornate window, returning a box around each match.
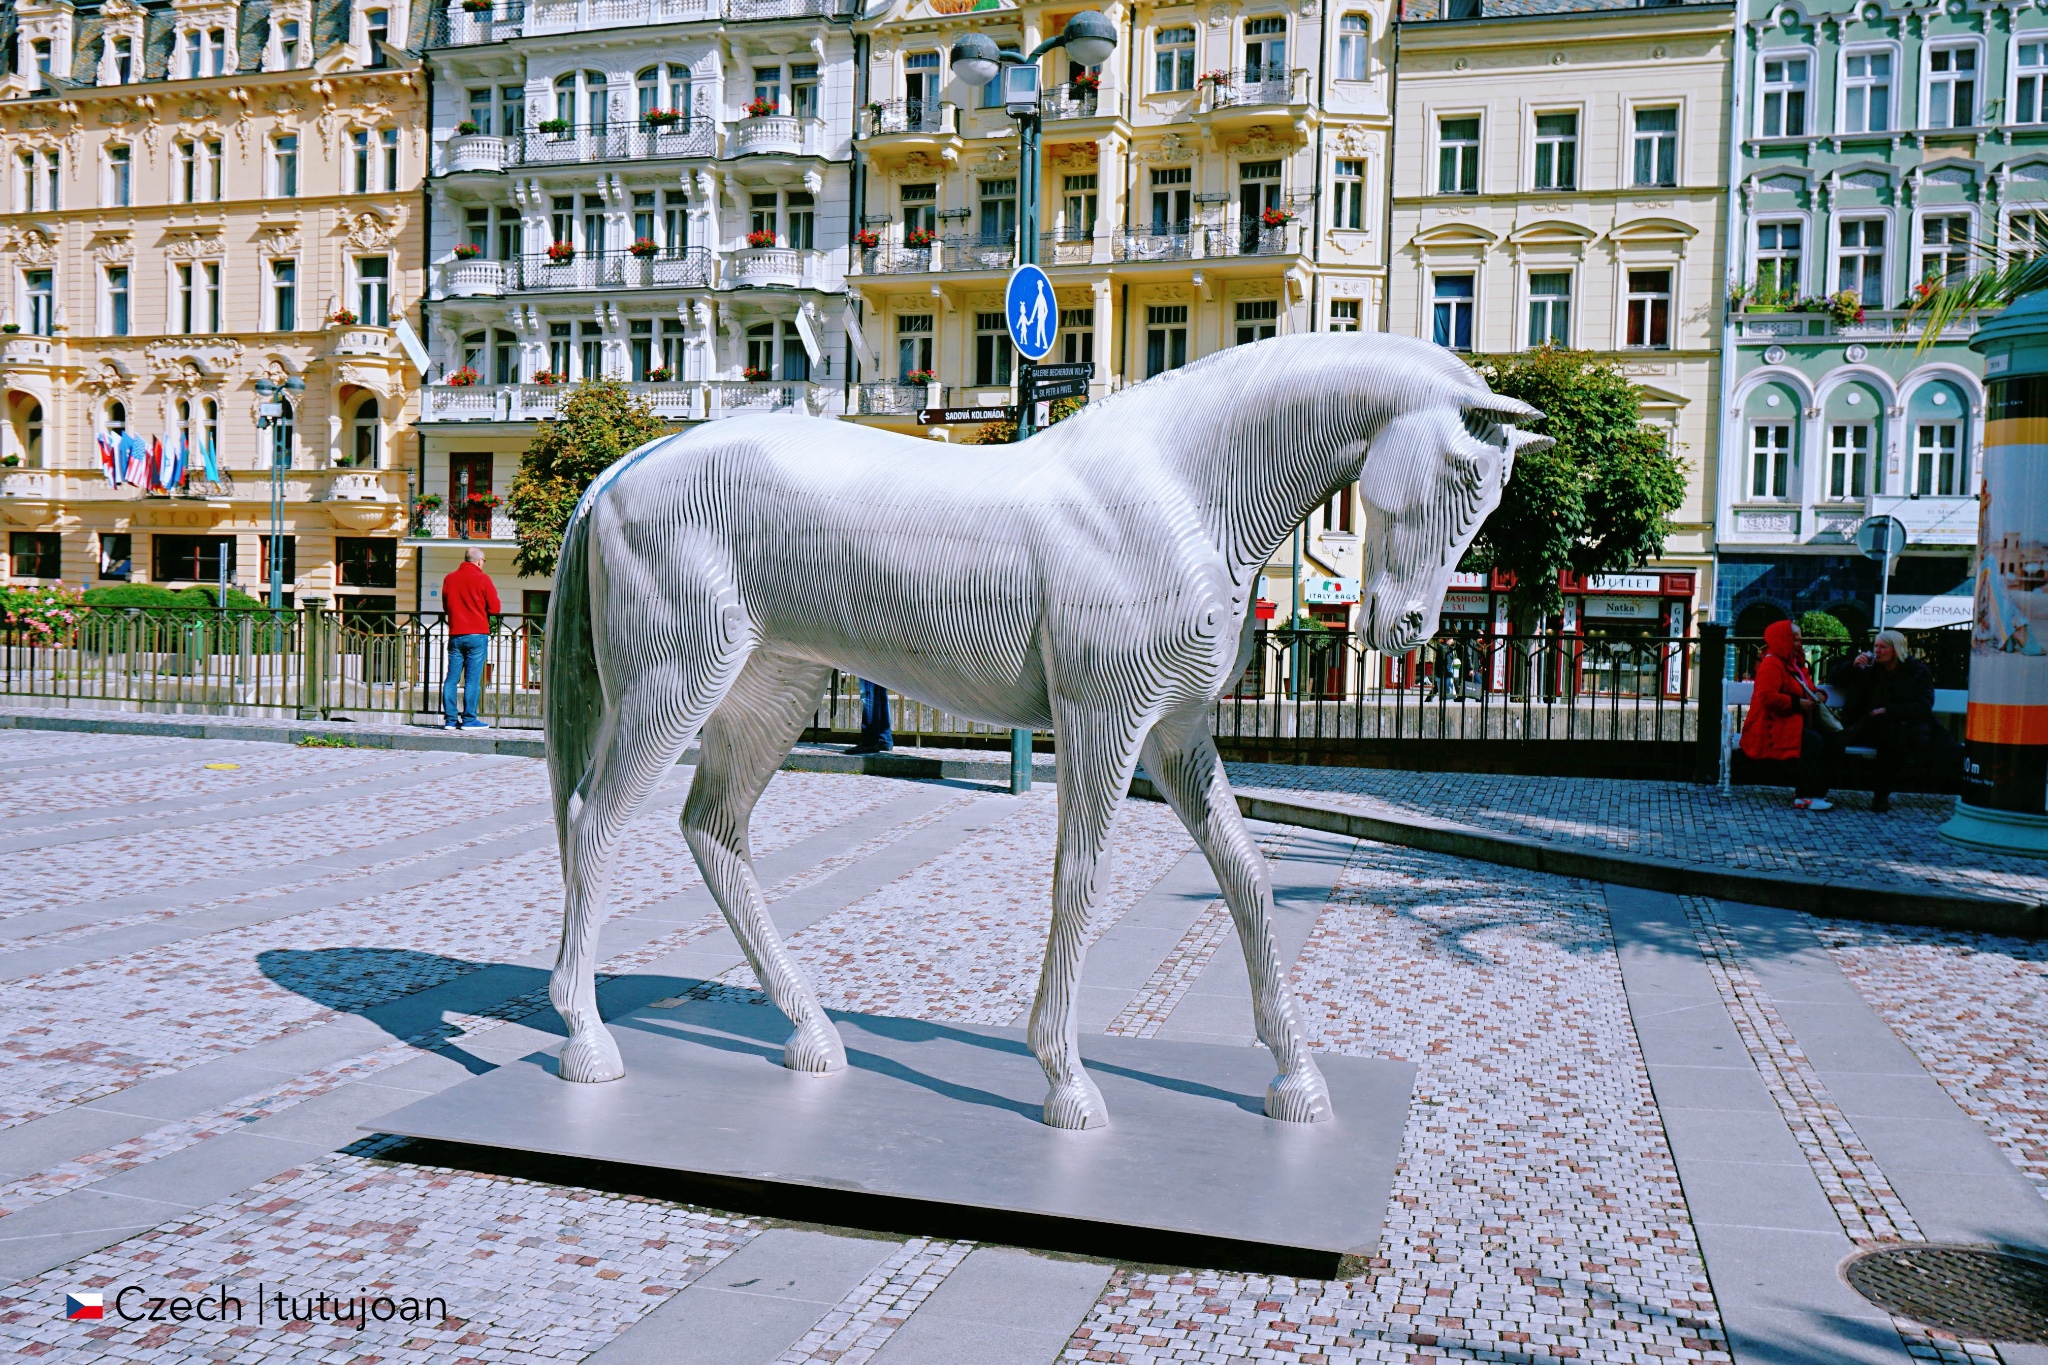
[1155,25,1196,91]
[1335,14,1369,81]
[1758,54,1809,137]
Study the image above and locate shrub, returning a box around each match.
[82,584,182,608]
[1798,610,1851,642]
[1,583,82,636]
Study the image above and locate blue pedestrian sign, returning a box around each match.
[1005,264,1058,362]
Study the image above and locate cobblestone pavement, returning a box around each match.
[0,731,2043,1362]
[1229,764,2048,906]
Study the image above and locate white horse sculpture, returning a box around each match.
[543,332,1549,1130]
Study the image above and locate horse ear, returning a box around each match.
[1507,428,1555,455]
[1464,395,1541,423]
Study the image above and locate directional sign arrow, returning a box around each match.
[1028,362,1094,381]
[917,406,1017,424]
[1028,380,1090,402]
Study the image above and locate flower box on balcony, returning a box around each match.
[445,366,481,387]
[743,97,779,118]
[1200,70,1230,84]
[855,229,881,250]
[0,324,19,335]
[742,367,772,382]
[745,229,778,249]
[1260,208,1294,228]
[452,242,483,260]
[328,309,358,325]
[547,241,577,264]
[455,119,483,136]
[1070,71,1101,91]
[643,109,684,128]
[905,227,935,249]
[460,0,493,12]
[537,117,571,136]
[646,366,675,382]
[534,370,565,386]
[461,493,502,510]
[905,370,937,386]
[629,238,660,258]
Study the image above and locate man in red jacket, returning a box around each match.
[442,548,501,729]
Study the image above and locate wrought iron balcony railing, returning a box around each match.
[513,247,711,292]
[859,99,955,138]
[434,0,850,45]
[1199,66,1307,109]
[1038,82,1101,120]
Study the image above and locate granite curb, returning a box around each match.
[1125,778,2048,940]
[5,706,2034,938]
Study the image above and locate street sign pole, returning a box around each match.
[1013,109,1043,446]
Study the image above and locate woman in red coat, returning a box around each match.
[1740,618,1834,810]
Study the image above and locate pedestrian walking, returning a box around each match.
[442,548,500,731]
[849,679,893,755]
[1740,618,1835,810]
[1828,629,1936,814]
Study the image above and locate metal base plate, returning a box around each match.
[368,998,1414,1277]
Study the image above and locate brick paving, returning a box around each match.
[1230,764,2048,906]
[1,730,2045,1363]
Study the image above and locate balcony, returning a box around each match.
[508,248,711,294]
[0,470,52,523]
[1039,82,1102,121]
[1733,309,1978,342]
[508,118,715,169]
[411,505,517,542]
[854,382,948,416]
[1109,222,1298,262]
[708,380,828,417]
[856,244,933,275]
[860,99,955,139]
[421,381,710,423]
[1199,67,1307,111]
[1113,229,1196,262]
[1040,232,1100,266]
[330,326,398,358]
[726,248,813,289]
[937,235,1017,273]
[444,133,508,173]
[442,258,509,298]
[0,335,57,366]
[437,0,718,46]
[727,115,821,158]
[1208,221,1296,258]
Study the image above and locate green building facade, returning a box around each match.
[1717,0,2048,635]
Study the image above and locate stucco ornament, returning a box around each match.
[541,333,1550,1130]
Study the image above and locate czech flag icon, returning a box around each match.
[66,1293,103,1320]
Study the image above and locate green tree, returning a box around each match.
[506,379,674,578]
[1462,348,1688,618]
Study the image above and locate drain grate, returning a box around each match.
[1844,1245,2048,1343]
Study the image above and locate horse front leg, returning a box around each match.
[1028,704,1148,1130]
[1141,712,1332,1123]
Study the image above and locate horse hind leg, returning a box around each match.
[1140,715,1332,1123]
[552,633,750,1085]
[681,650,845,1073]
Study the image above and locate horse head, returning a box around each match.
[1354,368,1554,654]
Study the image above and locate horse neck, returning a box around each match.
[1153,361,1384,589]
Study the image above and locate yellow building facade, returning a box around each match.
[848,0,1393,617]
[0,0,424,614]
[1390,0,1733,625]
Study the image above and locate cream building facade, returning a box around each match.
[1390,0,1733,630]
[846,0,1394,618]
[0,0,425,614]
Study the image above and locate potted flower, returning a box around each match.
[743,365,771,382]
[1825,290,1865,327]
[452,241,483,260]
[1070,70,1100,91]
[461,0,493,12]
[454,119,482,136]
[646,365,674,382]
[1,454,19,468]
[743,96,779,118]
[855,228,881,250]
[1260,207,1294,228]
[1912,279,1940,307]
[533,369,564,385]
[629,237,660,258]
[329,308,358,325]
[643,107,683,128]
[1747,284,1786,314]
[906,368,937,386]
[445,365,480,387]
[0,324,20,335]
[547,240,577,264]
[905,226,935,249]
[1200,69,1230,85]
[537,116,571,136]
[463,492,502,509]
[746,228,778,249]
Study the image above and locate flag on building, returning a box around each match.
[96,434,116,485]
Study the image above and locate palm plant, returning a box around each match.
[1907,240,2048,352]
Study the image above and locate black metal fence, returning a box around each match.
[0,608,1970,781]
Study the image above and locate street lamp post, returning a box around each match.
[253,377,306,610]
[950,12,1117,443]
[952,14,1117,788]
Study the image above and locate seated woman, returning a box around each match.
[1827,629,1934,814]
[1740,619,1834,811]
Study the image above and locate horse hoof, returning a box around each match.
[783,1020,847,1073]
[1043,1075,1110,1130]
[1266,1065,1334,1123]
[559,1026,625,1083]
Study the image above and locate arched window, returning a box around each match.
[271,397,294,470]
[586,71,610,133]
[554,73,578,127]
[670,68,693,123]
[1908,380,1970,496]
[199,398,217,472]
[106,400,126,434]
[352,397,383,469]
[22,399,42,466]
[1336,14,1369,80]
[1745,382,1800,501]
[176,397,195,456]
[1823,382,1883,498]
[637,67,661,117]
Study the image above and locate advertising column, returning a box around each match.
[1943,289,2048,857]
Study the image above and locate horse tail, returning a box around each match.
[544,493,604,858]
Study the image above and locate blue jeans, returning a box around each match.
[444,634,489,726]
[859,679,893,748]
